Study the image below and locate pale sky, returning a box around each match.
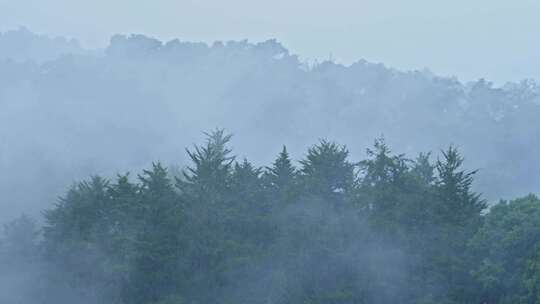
[1,0,539,83]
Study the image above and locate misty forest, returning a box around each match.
[1,28,540,304]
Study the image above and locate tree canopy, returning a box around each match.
[2,131,538,304]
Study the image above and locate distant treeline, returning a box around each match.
[2,29,540,222]
[2,131,539,304]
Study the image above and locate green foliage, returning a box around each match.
[264,146,298,205]
[11,133,534,304]
[299,140,356,203]
[178,129,235,199]
[128,163,184,304]
[359,138,414,236]
[435,146,486,227]
[470,194,540,303]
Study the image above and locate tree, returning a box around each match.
[299,140,356,203]
[359,138,412,233]
[175,130,238,302]
[470,194,540,304]
[127,163,184,304]
[177,129,235,200]
[431,146,487,302]
[435,146,486,227]
[358,139,435,303]
[42,176,123,302]
[229,158,272,245]
[264,145,298,204]
[232,158,264,205]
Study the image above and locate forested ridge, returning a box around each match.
[2,130,540,304]
[2,29,540,222]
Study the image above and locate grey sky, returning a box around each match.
[0,0,539,83]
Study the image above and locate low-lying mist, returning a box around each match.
[2,131,539,303]
[1,28,539,222]
[0,130,510,304]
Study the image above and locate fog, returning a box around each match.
[1,28,539,222]
[1,4,540,303]
[2,0,540,82]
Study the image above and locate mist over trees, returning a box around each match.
[1,28,540,303]
[1,29,540,222]
[1,131,539,303]
[0,27,87,63]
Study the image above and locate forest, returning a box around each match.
[1,28,540,224]
[2,130,540,304]
[2,27,540,304]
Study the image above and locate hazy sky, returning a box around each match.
[1,0,539,83]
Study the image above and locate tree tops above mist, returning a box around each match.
[0,27,86,63]
[2,131,540,304]
[2,28,540,223]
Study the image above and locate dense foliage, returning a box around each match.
[2,131,539,304]
[2,29,540,223]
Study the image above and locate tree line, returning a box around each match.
[1,130,540,304]
[3,29,540,224]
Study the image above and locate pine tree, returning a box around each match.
[232,158,263,203]
[431,146,487,302]
[411,152,435,186]
[299,140,356,203]
[264,145,297,204]
[435,146,486,226]
[358,138,411,234]
[128,163,184,304]
[42,176,119,302]
[175,130,237,302]
[177,129,235,201]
